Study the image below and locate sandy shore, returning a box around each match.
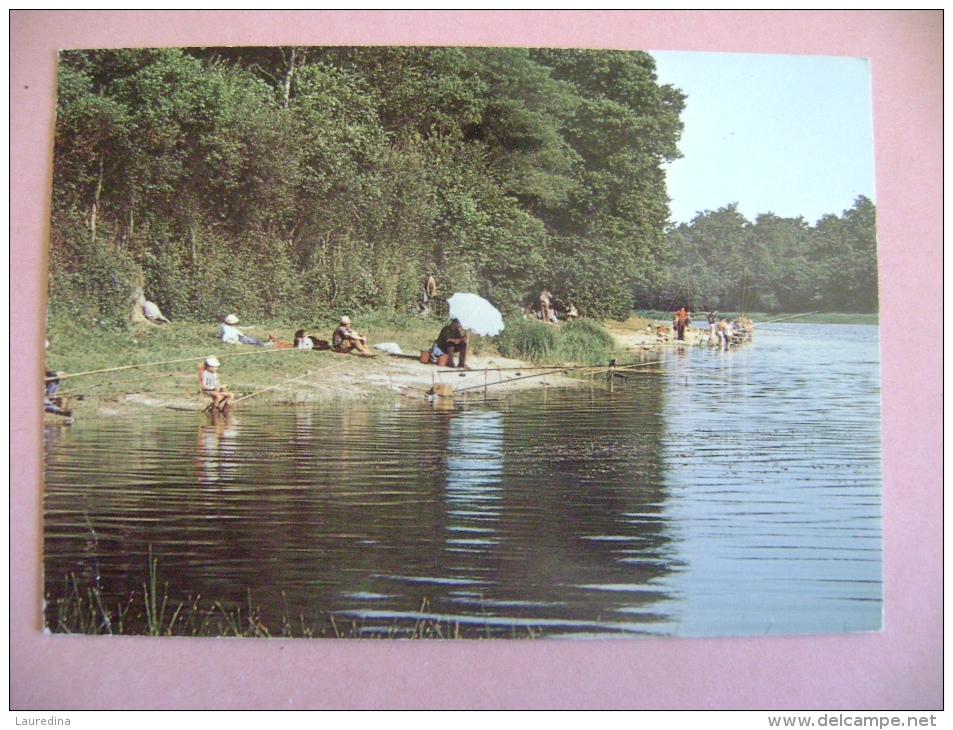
[56,351,587,419]
[46,319,715,420]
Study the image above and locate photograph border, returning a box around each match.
[10,10,942,710]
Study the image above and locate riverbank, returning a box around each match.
[44,309,782,420]
[44,315,677,419]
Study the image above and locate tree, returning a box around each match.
[49,46,694,324]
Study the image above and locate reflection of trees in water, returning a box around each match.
[165,405,454,624]
[427,386,678,635]
[44,384,678,637]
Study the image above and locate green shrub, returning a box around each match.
[494,316,616,365]
[554,318,616,365]
[494,317,557,363]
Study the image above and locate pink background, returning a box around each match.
[10,11,942,709]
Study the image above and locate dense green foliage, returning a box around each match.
[50,46,685,326]
[641,197,878,314]
[49,46,878,327]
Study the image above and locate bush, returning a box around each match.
[494,317,557,362]
[554,317,616,365]
[494,316,616,365]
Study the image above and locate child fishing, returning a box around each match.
[200,356,233,411]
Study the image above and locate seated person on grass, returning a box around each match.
[332,316,375,357]
[220,314,267,347]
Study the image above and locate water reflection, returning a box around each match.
[444,410,503,558]
[43,324,882,638]
[658,324,882,635]
[195,408,239,487]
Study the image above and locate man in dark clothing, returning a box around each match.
[675,307,690,340]
[435,318,468,369]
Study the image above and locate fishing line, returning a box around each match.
[231,359,350,404]
[56,371,185,397]
[49,346,300,381]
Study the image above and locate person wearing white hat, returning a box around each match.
[200,356,233,411]
[220,314,266,347]
[332,315,375,357]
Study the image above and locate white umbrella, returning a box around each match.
[446,293,505,337]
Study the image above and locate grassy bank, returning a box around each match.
[44,311,629,410]
[45,311,453,405]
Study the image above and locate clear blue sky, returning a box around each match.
[650,51,876,225]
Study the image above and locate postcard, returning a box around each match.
[42,44,881,641]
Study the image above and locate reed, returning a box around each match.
[47,559,543,640]
[554,318,617,365]
[494,318,558,362]
[495,316,617,366]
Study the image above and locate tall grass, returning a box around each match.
[495,318,558,362]
[47,557,542,639]
[555,318,617,364]
[495,317,617,366]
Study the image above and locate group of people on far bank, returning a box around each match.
[669,307,750,349]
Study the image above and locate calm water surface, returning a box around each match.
[43,323,882,638]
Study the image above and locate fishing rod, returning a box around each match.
[578,360,669,379]
[432,364,595,373]
[453,367,570,394]
[754,311,821,327]
[47,346,303,382]
[56,371,186,397]
[231,360,350,404]
[453,360,663,394]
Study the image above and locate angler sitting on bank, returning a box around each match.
[333,316,375,357]
[44,339,72,419]
[44,370,72,418]
[293,329,331,351]
[433,318,468,369]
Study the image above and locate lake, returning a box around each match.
[43,323,883,638]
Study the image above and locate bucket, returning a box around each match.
[420,350,431,364]
[437,354,450,367]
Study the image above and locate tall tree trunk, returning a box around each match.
[280,47,308,107]
[282,48,294,106]
[89,153,103,245]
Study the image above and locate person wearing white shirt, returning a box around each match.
[220,314,266,347]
